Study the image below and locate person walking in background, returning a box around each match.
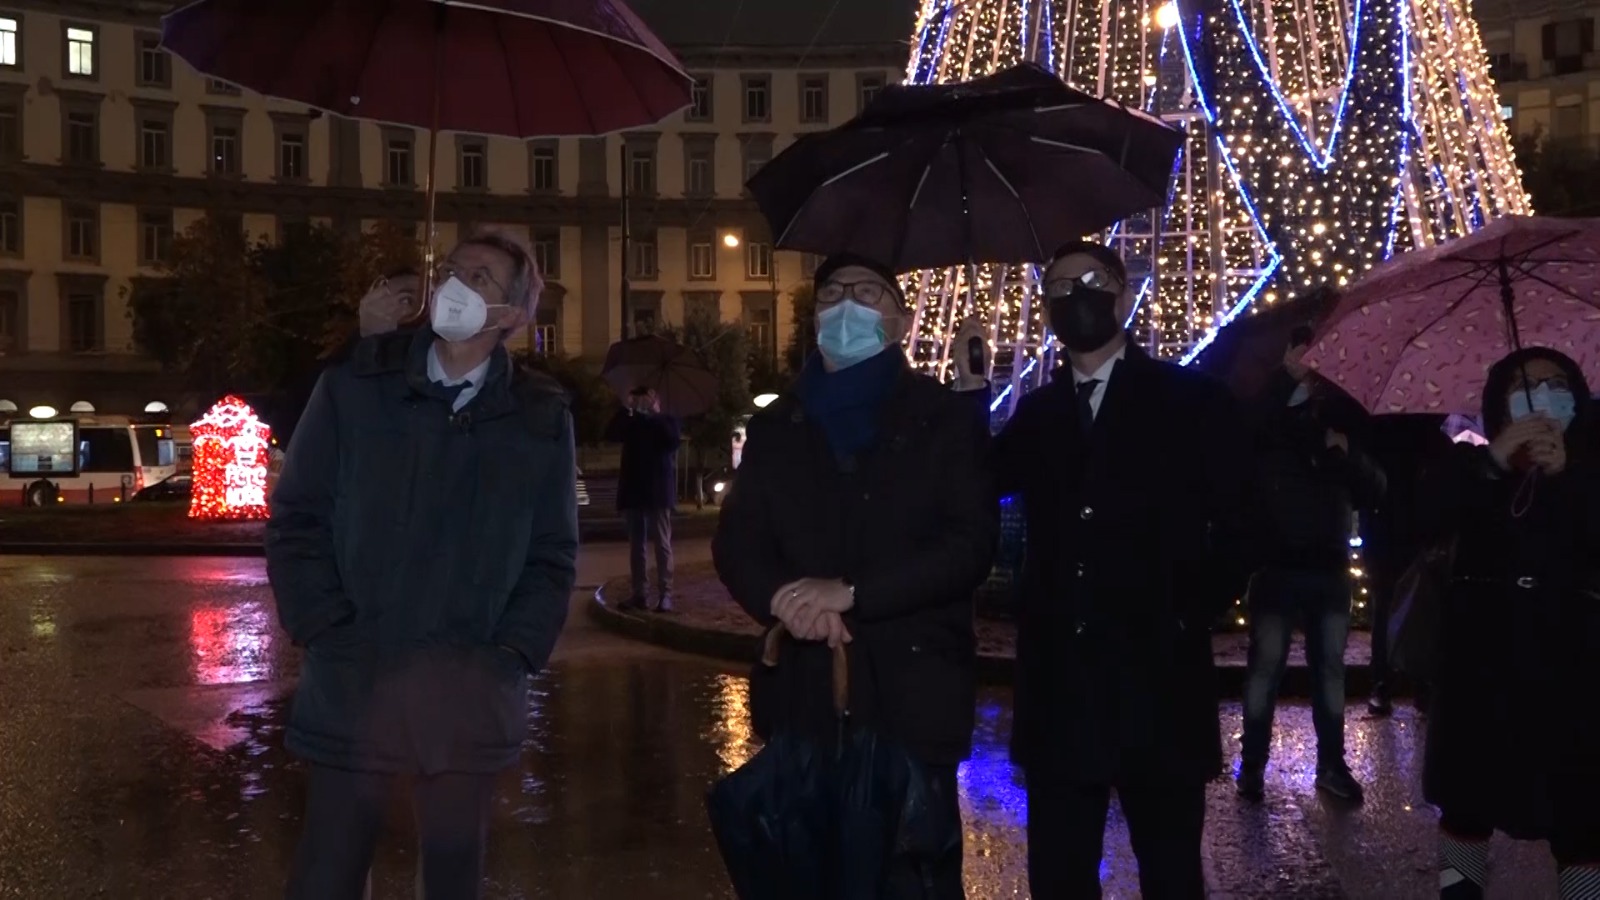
[713,253,998,898]
[1419,347,1600,900]
[1237,324,1385,805]
[607,386,680,612]
[977,241,1253,899]
[267,228,578,900]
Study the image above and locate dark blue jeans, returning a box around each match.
[1240,568,1352,769]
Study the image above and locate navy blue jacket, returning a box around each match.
[266,331,579,775]
[606,408,680,510]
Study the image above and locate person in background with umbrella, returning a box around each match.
[268,227,577,899]
[711,253,999,897]
[1236,324,1385,805]
[1416,347,1600,900]
[976,241,1252,899]
[606,385,681,612]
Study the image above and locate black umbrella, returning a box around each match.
[600,335,717,418]
[706,629,956,899]
[1189,286,1342,400]
[747,63,1185,271]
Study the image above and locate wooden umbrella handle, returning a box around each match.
[761,624,850,716]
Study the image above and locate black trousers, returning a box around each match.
[882,764,966,899]
[286,764,499,900]
[1026,768,1207,900]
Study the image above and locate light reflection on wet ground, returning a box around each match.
[0,556,1565,898]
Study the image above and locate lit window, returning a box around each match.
[1500,104,1514,120]
[0,18,17,68]
[67,27,95,77]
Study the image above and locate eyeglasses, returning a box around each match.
[1044,269,1119,297]
[817,279,896,307]
[436,261,508,300]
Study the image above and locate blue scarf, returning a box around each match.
[798,346,904,461]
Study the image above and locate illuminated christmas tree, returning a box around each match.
[903,0,1530,417]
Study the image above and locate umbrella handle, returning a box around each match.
[761,624,850,715]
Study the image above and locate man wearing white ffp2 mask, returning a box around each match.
[271,227,571,900]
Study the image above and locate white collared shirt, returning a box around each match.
[426,344,492,413]
[1072,346,1126,420]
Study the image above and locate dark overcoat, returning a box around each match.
[266,330,579,775]
[991,346,1253,784]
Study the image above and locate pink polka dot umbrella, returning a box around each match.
[1302,216,1600,415]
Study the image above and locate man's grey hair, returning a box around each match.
[457,226,544,315]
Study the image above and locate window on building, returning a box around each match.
[628,147,656,196]
[66,26,96,78]
[530,144,557,192]
[0,17,17,68]
[689,238,715,279]
[686,146,714,196]
[800,76,828,124]
[743,148,770,185]
[629,302,659,335]
[277,215,310,244]
[459,139,486,190]
[0,288,18,353]
[207,78,241,96]
[138,209,173,266]
[139,118,169,170]
[687,76,713,121]
[65,110,98,165]
[65,205,98,261]
[279,132,306,180]
[629,231,659,279]
[858,74,886,113]
[532,229,561,280]
[0,197,18,255]
[1554,102,1585,138]
[136,34,169,87]
[746,304,775,357]
[743,75,771,122]
[386,134,414,186]
[0,102,20,159]
[1542,19,1595,75]
[745,242,773,280]
[530,304,558,356]
[685,291,720,322]
[210,123,240,175]
[801,252,822,278]
[65,292,101,353]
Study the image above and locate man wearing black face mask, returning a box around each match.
[977,240,1254,899]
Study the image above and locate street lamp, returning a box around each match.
[722,233,742,249]
[29,405,58,419]
[1154,2,1179,29]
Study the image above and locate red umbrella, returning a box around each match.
[161,0,692,281]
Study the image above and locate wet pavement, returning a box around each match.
[0,553,1565,899]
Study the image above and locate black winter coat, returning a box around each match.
[606,409,681,510]
[267,331,579,775]
[1250,371,1386,572]
[712,361,999,766]
[1420,444,1600,839]
[992,347,1253,784]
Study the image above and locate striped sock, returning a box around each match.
[1559,864,1600,900]
[1439,832,1488,898]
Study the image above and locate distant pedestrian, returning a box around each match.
[267,228,577,900]
[607,386,680,612]
[979,241,1253,899]
[1419,347,1600,900]
[1237,324,1385,805]
[713,252,998,897]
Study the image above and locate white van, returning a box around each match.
[1,415,178,506]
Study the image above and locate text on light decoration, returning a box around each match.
[189,395,272,520]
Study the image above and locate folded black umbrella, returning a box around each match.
[747,62,1185,271]
[706,629,956,899]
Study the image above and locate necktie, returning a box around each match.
[1076,379,1100,433]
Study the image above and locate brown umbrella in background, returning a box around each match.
[161,0,693,294]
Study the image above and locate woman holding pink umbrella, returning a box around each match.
[1419,346,1600,900]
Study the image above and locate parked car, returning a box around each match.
[132,473,192,503]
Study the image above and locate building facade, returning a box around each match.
[0,0,910,416]
[1480,0,1600,143]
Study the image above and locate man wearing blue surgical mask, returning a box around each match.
[268,228,578,899]
[712,253,999,898]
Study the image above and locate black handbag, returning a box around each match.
[1385,536,1457,680]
